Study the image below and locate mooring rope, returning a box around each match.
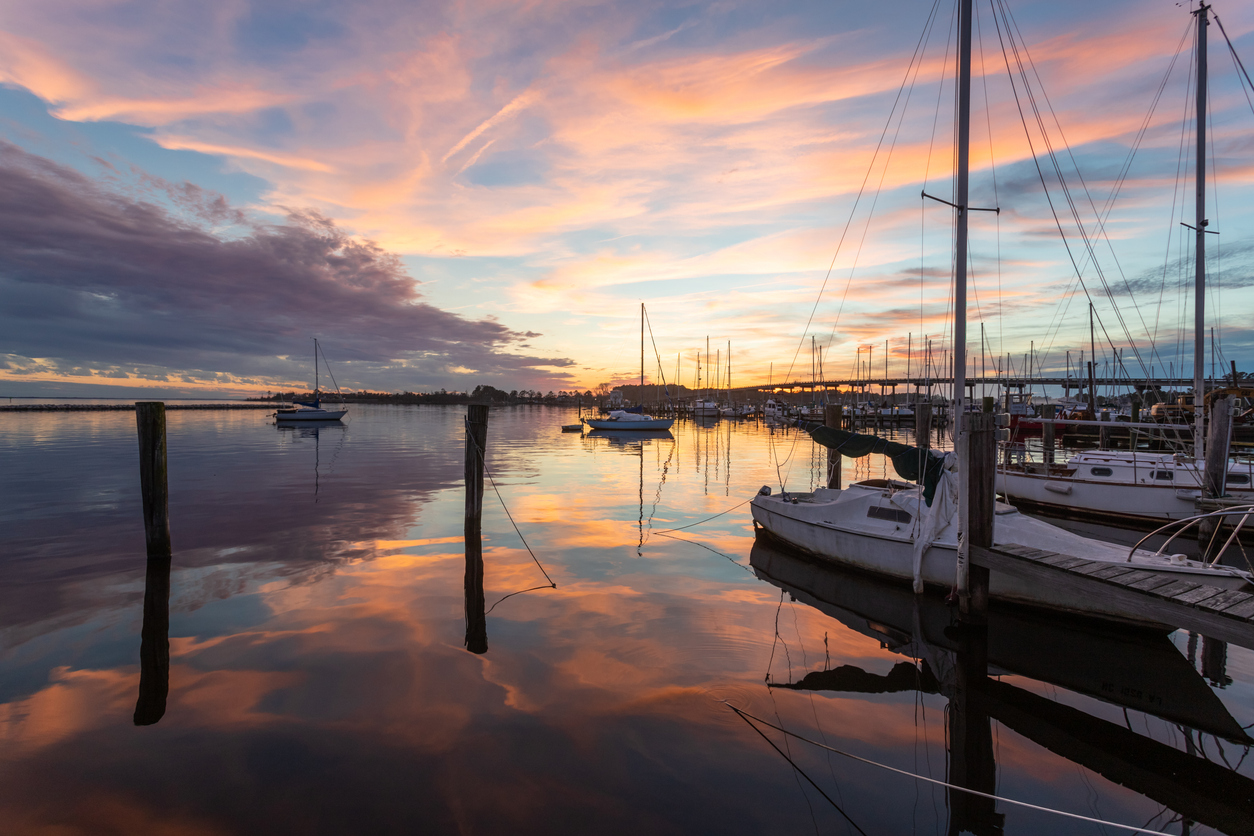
[723,702,1172,835]
[650,497,752,534]
[464,417,556,590]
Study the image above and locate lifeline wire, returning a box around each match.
[724,703,1173,835]
[464,417,556,589]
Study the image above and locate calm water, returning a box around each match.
[1,405,1251,835]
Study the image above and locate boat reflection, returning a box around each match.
[584,429,674,446]
[750,536,1254,836]
[276,420,346,502]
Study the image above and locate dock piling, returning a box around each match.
[464,404,489,654]
[136,402,172,557]
[824,405,842,489]
[962,412,996,623]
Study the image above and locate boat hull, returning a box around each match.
[276,409,347,422]
[584,418,675,431]
[750,484,1251,625]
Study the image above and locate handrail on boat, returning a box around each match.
[1126,505,1254,565]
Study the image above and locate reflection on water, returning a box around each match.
[0,405,1251,835]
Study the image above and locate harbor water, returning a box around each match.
[1,404,1251,835]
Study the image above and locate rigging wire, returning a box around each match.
[990,0,1158,385]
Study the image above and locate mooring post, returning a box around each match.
[1086,361,1097,419]
[961,411,996,623]
[1042,404,1056,464]
[464,404,489,654]
[136,402,172,557]
[915,403,932,450]
[824,405,842,489]
[134,401,172,725]
[1199,395,1232,547]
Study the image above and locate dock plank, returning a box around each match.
[1198,590,1254,614]
[1224,598,1254,619]
[1150,580,1203,599]
[1109,571,1158,587]
[1089,565,1142,581]
[970,544,1254,650]
[1072,561,1122,576]
[1127,575,1180,593]
[1174,586,1226,606]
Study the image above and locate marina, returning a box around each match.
[4,0,1254,832]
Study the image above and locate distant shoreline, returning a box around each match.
[0,403,277,412]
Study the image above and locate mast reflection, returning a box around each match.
[751,536,1254,836]
[133,553,171,726]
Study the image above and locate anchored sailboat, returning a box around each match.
[584,304,674,431]
[275,338,347,422]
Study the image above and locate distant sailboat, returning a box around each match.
[276,339,347,422]
[584,304,674,431]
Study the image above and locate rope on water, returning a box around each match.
[465,417,556,590]
[722,702,1173,835]
[651,498,752,534]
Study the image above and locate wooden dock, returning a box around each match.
[972,543,1254,649]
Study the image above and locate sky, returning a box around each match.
[1,0,1253,397]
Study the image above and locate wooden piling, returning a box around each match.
[135,402,171,557]
[824,405,842,489]
[962,411,996,623]
[1042,404,1056,463]
[914,403,932,450]
[1200,395,1232,546]
[464,404,489,654]
[1086,361,1097,419]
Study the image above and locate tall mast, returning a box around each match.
[314,337,319,393]
[953,0,973,436]
[640,303,645,402]
[1193,3,1210,461]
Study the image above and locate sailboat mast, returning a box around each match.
[314,337,319,393]
[640,303,645,403]
[953,0,973,436]
[1194,3,1210,461]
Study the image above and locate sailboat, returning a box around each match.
[275,339,348,422]
[584,304,675,431]
[996,3,1254,526]
[749,0,1251,622]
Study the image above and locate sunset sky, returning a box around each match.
[1,0,1252,396]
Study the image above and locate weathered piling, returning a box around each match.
[1041,404,1056,463]
[134,554,171,725]
[1200,395,1232,546]
[914,403,932,449]
[824,405,841,489]
[136,403,172,557]
[961,411,996,623]
[464,404,489,654]
[949,624,1000,835]
[134,402,172,725]
[1086,361,1097,418]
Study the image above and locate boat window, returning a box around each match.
[867,506,912,524]
[1229,474,1250,485]
[1152,470,1174,481]
[1089,467,1113,477]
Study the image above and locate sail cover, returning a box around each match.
[796,420,947,505]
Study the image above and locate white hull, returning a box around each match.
[751,480,1251,624]
[584,417,674,431]
[276,408,347,422]
[998,451,1254,524]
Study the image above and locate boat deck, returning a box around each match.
[972,543,1254,648]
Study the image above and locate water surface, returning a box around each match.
[1,405,1250,835]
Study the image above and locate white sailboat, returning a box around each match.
[584,304,674,431]
[997,4,1251,526]
[275,339,347,422]
[749,0,1252,622]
